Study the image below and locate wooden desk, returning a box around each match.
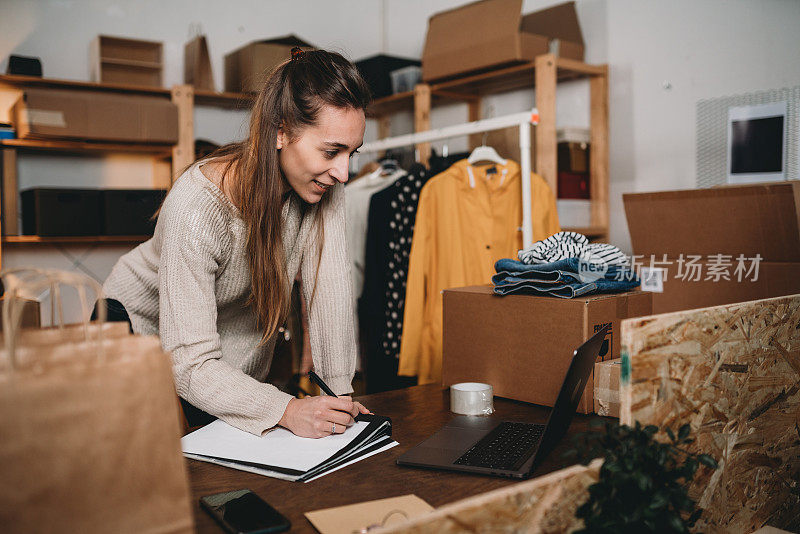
[188,384,595,533]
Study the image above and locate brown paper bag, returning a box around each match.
[184,34,215,90]
[0,269,194,533]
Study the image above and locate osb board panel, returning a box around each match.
[378,460,601,534]
[620,294,800,533]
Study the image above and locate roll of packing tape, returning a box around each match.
[450,382,494,415]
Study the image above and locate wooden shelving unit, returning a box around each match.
[0,75,253,259]
[0,138,173,157]
[0,73,171,96]
[194,88,254,109]
[367,54,609,241]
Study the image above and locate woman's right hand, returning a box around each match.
[278,396,368,438]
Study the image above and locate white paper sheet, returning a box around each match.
[181,419,374,472]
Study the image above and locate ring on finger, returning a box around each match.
[331,422,336,433]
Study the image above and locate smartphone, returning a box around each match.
[200,489,291,534]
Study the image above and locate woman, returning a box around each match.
[101,48,370,437]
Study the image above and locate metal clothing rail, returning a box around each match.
[358,108,540,248]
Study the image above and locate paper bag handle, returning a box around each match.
[1,268,107,369]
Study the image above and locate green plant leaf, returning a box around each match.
[649,492,668,510]
[573,419,709,533]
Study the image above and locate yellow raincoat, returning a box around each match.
[398,159,560,384]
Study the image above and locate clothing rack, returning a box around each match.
[358,109,540,248]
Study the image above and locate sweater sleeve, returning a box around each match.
[300,183,357,395]
[158,192,293,436]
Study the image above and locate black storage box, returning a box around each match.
[355,54,421,99]
[21,188,102,236]
[7,55,43,77]
[103,189,166,235]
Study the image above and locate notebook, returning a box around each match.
[182,414,396,482]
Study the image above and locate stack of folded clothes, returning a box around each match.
[492,232,640,298]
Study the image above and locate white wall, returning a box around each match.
[2,0,799,321]
[603,0,800,253]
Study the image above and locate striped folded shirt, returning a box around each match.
[518,231,628,266]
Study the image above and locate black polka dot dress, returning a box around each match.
[361,164,429,393]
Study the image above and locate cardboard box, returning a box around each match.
[558,144,589,175]
[224,35,313,93]
[422,0,584,82]
[624,181,800,314]
[593,358,620,418]
[442,286,652,414]
[12,89,178,144]
[557,171,590,199]
[624,182,800,262]
[91,35,163,87]
[637,260,800,314]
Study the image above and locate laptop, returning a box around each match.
[396,324,609,479]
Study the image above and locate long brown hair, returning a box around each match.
[207,50,370,343]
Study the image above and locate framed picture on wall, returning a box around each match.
[727,101,787,184]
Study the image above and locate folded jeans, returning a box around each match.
[492,257,640,298]
[492,275,640,298]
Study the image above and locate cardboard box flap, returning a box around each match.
[520,1,584,46]
[424,0,523,56]
[251,34,313,48]
[623,182,800,262]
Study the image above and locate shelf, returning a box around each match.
[368,92,415,117]
[0,75,256,111]
[194,89,255,109]
[100,58,162,70]
[367,58,607,117]
[0,73,170,98]
[0,138,173,157]
[2,235,149,245]
[431,58,606,98]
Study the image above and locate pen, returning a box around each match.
[308,370,337,397]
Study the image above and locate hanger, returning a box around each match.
[378,157,399,176]
[468,132,506,165]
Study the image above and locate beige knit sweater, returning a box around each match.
[103,162,356,435]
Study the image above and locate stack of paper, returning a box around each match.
[181,414,396,482]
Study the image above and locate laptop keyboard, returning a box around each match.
[453,421,545,471]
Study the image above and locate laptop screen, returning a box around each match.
[532,324,610,469]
